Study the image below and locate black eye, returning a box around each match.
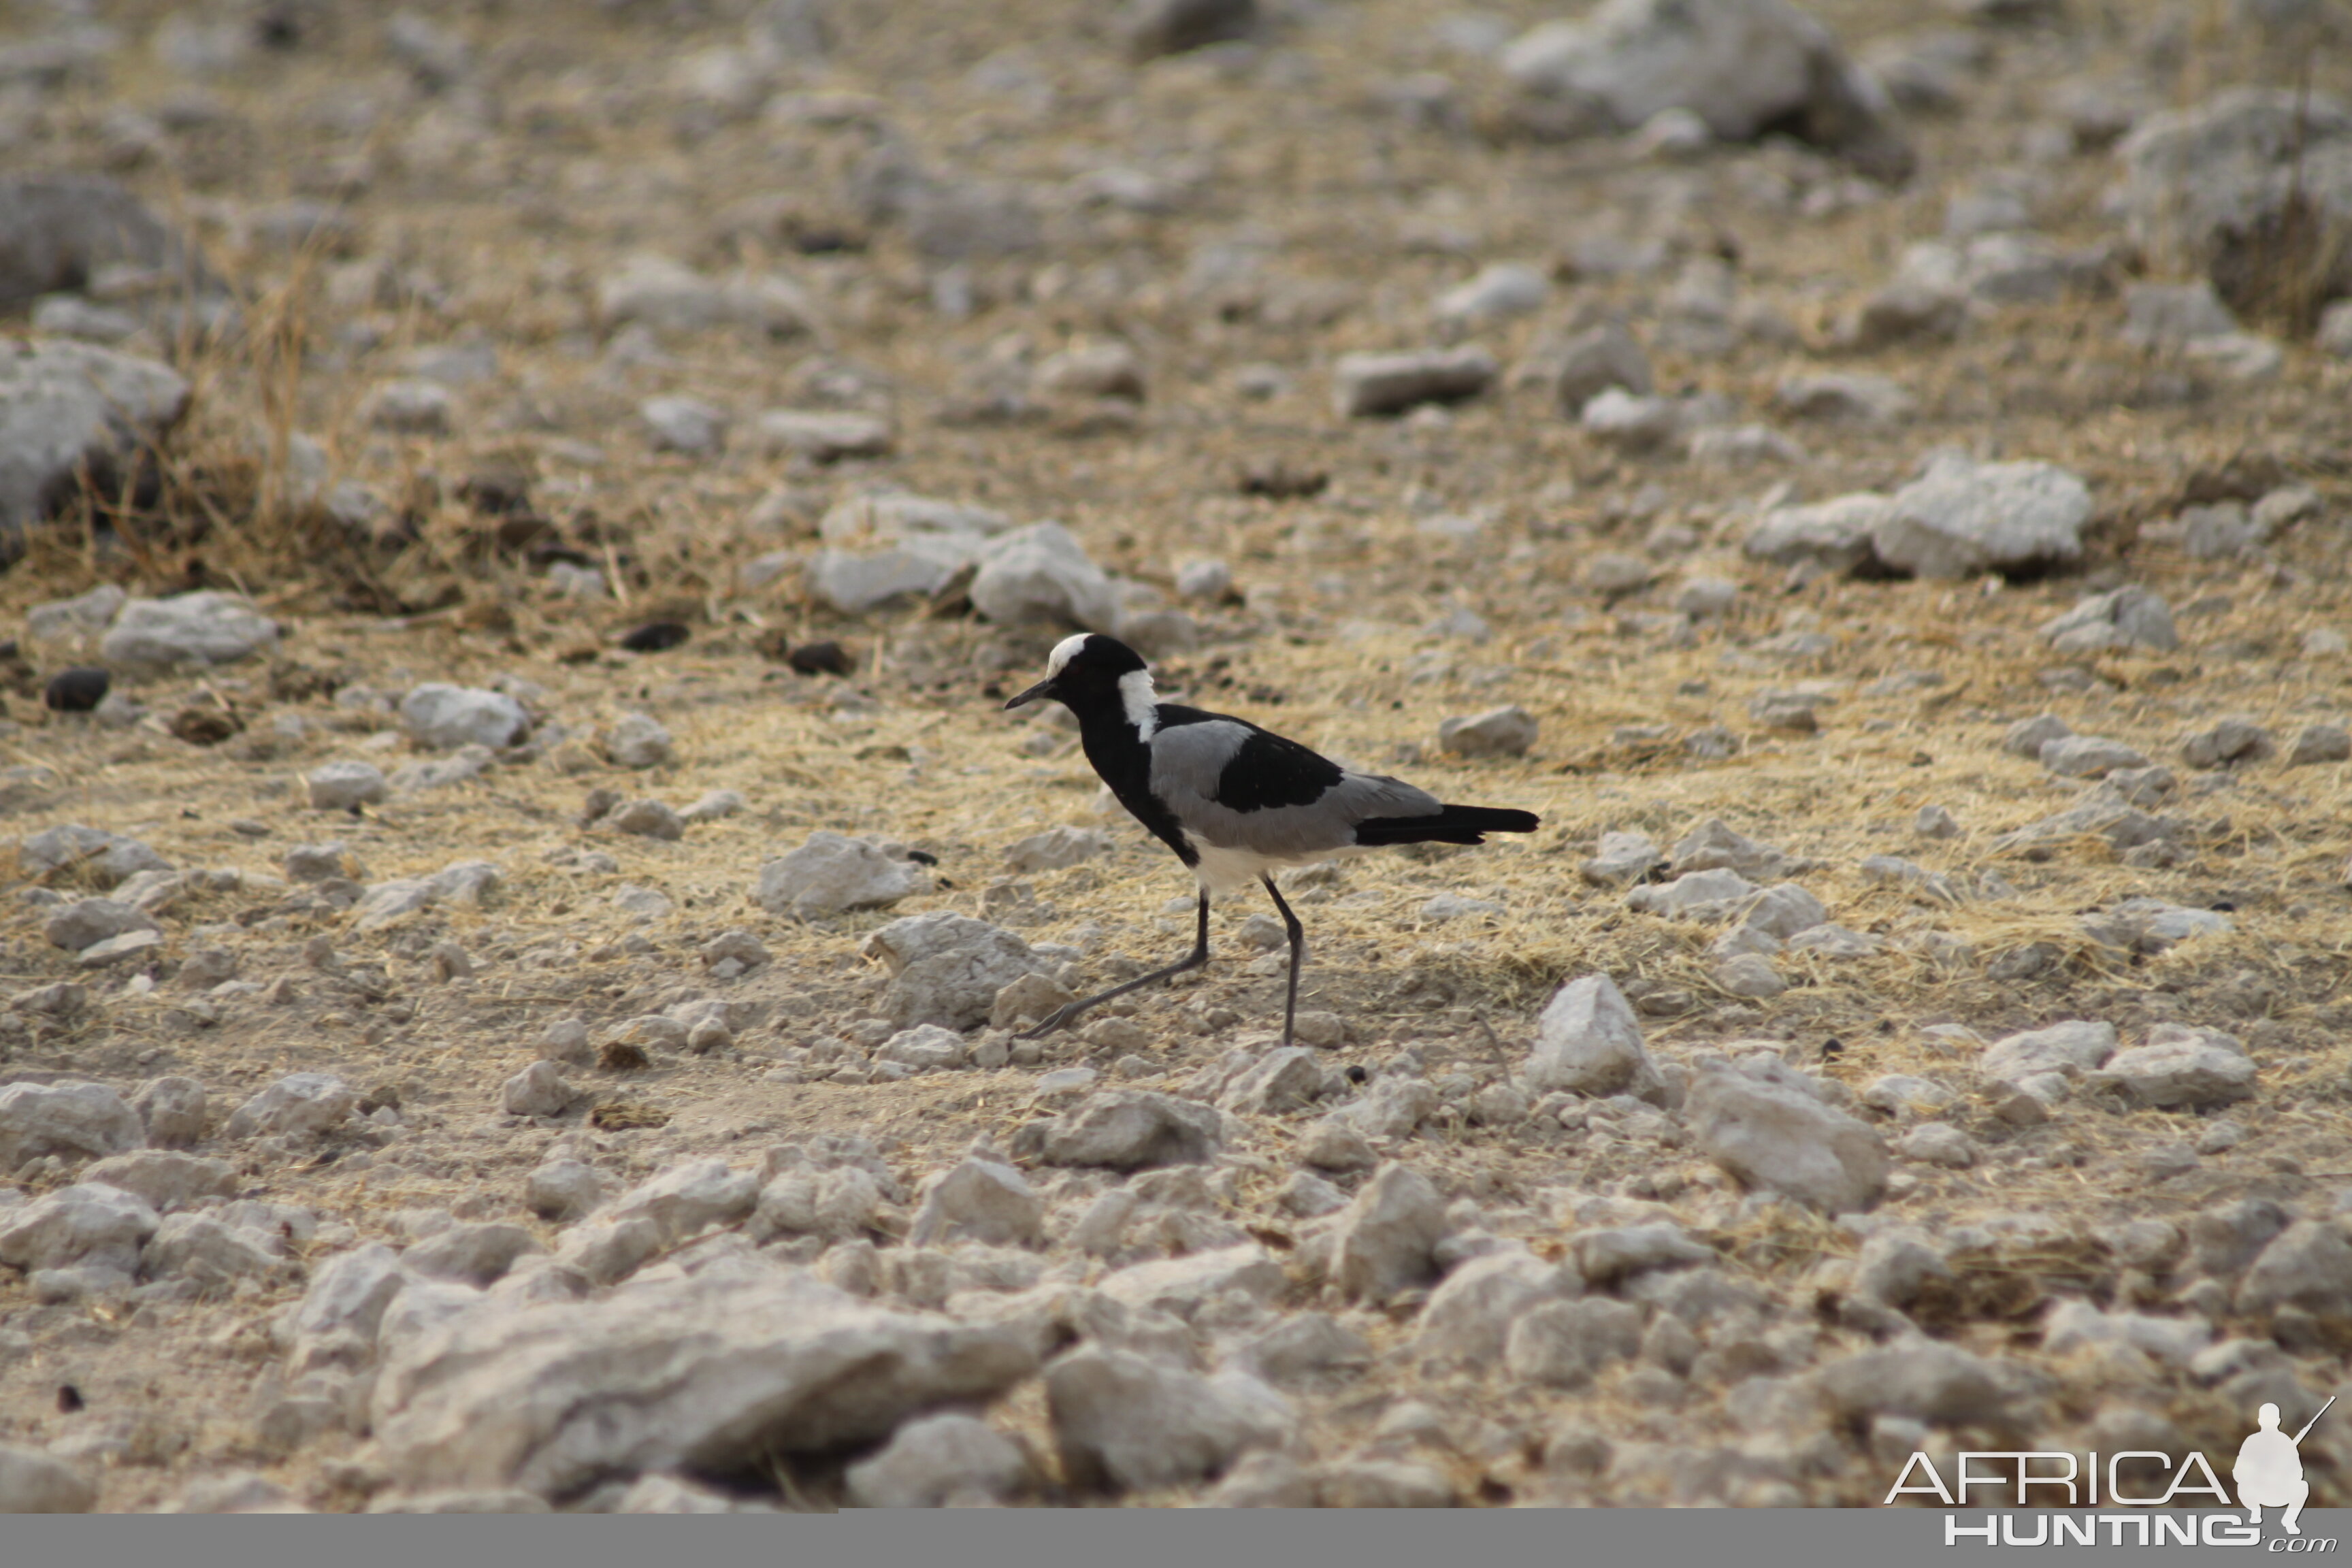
[906,850,938,865]
[1345,1065,1368,1083]
[56,1385,83,1413]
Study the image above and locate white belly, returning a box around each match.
[1188,837,1362,894]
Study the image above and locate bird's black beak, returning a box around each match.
[1004,676,1056,711]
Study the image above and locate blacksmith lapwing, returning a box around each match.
[1003,633,1540,1047]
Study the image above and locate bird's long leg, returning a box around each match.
[1017,890,1209,1041]
[1261,874,1306,1049]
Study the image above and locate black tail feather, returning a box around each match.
[1352,805,1541,848]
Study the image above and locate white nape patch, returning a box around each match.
[1119,668,1159,739]
[1045,633,1092,676]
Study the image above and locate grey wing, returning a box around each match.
[1149,720,1441,858]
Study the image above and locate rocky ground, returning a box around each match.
[0,0,2349,1517]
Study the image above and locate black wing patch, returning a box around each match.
[1211,724,1346,813]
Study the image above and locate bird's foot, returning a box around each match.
[1015,1002,1088,1041]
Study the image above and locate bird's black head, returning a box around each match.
[1003,632,1149,715]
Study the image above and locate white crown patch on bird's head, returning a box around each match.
[1002,634,1149,714]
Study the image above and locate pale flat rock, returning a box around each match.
[2042,1299,2210,1367]
[1540,322,1652,412]
[224,1072,355,1139]
[1037,343,1145,400]
[0,1443,97,1512]
[2178,715,2276,770]
[751,409,893,461]
[1744,493,1893,573]
[0,1181,159,1274]
[1435,262,1548,324]
[1414,1247,1580,1366]
[2101,1026,2255,1109]
[603,1160,760,1248]
[1817,1339,2008,1424]
[353,880,436,932]
[1686,1067,1886,1213]
[1437,705,1537,757]
[2038,586,2178,654]
[2110,88,2352,315]
[2238,1221,2352,1318]
[1026,1090,1222,1171]
[1671,819,1812,880]
[969,523,1121,632]
[819,491,1011,545]
[80,1151,235,1212]
[1333,346,1497,418]
[1331,1164,1446,1302]
[307,761,389,811]
[144,1213,291,1290]
[1216,1047,1324,1116]
[1501,0,1912,180]
[400,685,527,751]
[1869,453,2091,579]
[42,897,157,953]
[811,535,985,615]
[0,340,191,553]
[99,591,274,672]
[1572,1222,1712,1286]
[1980,1021,2115,1085]
[878,1024,965,1073]
[1580,830,1662,885]
[1004,826,1113,873]
[1097,1244,1284,1318]
[860,912,1047,1030]
[1524,975,1661,1098]
[845,1412,1028,1509]
[23,583,125,662]
[374,1270,1036,1498]
[0,1080,142,1169]
[2040,735,2149,779]
[1777,371,1913,425]
[907,1158,1042,1247]
[595,253,813,338]
[1045,1346,1292,1493]
[1627,867,1759,922]
[755,832,928,920]
[2082,898,2232,956]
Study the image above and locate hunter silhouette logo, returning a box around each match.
[2240,1397,2333,1537]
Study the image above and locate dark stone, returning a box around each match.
[43,666,108,712]
[168,706,242,746]
[619,621,689,653]
[1120,0,1257,60]
[1238,460,1328,500]
[787,640,853,676]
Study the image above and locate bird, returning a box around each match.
[1002,632,1540,1047]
